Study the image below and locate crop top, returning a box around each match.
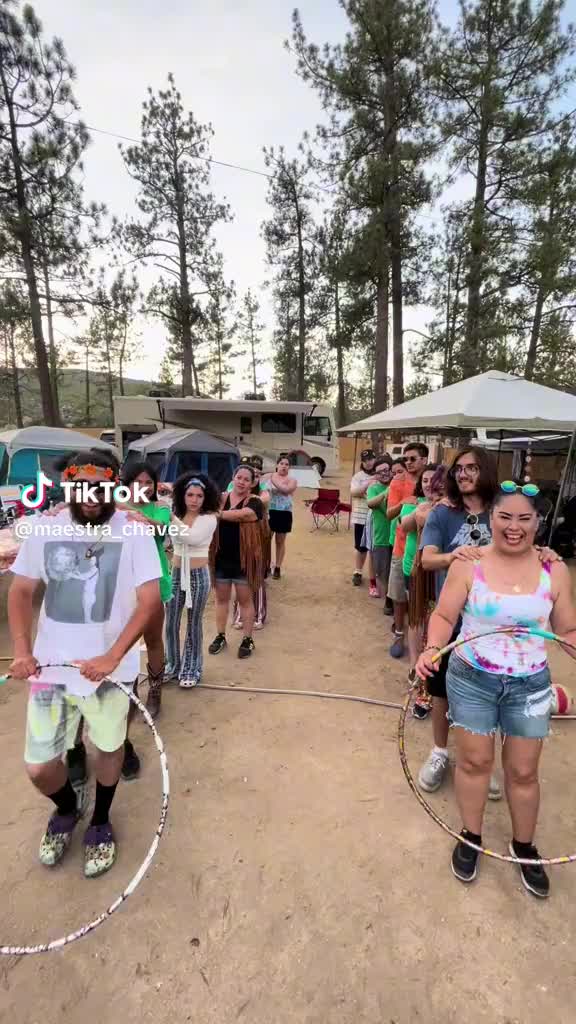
[172,513,218,607]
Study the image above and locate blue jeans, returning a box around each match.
[446,655,552,739]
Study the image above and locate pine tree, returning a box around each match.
[120,74,230,395]
[262,147,318,400]
[198,265,237,398]
[0,2,92,423]
[438,0,576,376]
[236,290,265,396]
[290,0,438,406]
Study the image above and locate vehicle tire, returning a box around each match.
[311,458,326,477]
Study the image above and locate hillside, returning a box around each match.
[0,368,158,430]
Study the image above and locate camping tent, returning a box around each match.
[124,428,240,489]
[339,371,576,433]
[0,426,118,487]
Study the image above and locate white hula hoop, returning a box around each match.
[0,675,170,956]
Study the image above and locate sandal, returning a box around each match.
[39,810,81,867]
[84,822,117,878]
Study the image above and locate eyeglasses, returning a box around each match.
[404,456,420,463]
[454,464,480,477]
[500,481,540,497]
[466,513,482,543]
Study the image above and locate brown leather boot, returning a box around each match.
[145,664,164,720]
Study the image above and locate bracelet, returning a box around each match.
[423,645,441,654]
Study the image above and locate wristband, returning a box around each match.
[423,645,441,654]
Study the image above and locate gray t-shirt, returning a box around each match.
[420,504,491,597]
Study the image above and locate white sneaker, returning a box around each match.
[418,750,449,792]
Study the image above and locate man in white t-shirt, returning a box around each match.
[350,448,376,589]
[8,449,162,878]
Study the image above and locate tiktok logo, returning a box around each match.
[20,471,53,509]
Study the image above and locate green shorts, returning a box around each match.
[25,681,131,765]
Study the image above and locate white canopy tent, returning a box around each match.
[339,371,576,434]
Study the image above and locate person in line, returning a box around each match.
[400,463,440,714]
[350,449,377,592]
[416,483,576,899]
[386,443,429,658]
[209,464,265,659]
[418,447,499,795]
[404,465,447,719]
[164,473,220,687]
[262,454,297,580]
[231,456,271,630]
[8,449,162,877]
[366,456,393,609]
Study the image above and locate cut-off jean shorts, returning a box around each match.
[446,655,552,740]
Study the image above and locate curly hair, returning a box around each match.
[120,459,159,500]
[172,472,221,518]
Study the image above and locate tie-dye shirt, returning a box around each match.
[455,561,553,677]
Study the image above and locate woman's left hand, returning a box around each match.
[536,546,562,563]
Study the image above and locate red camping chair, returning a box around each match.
[309,488,345,532]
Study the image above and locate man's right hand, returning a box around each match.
[9,654,39,679]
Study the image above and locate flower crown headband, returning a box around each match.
[62,464,118,482]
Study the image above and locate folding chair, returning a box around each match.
[309,488,342,532]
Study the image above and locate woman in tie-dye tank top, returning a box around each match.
[416,483,576,900]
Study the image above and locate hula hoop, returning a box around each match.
[398,626,576,867]
[0,663,170,956]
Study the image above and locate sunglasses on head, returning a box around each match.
[500,481,540,497]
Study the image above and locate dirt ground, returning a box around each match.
[1,464,576,1024]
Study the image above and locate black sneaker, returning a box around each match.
[352,572,362,587]
[238,636,255,659]
[272,567,281,580]
[451,832,480,883]
[209,633,227,655]
[509,842,550,899]
[122,739,141,781]
[67,741,88,788]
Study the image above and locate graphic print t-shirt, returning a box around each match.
[11,509,161,694]
[420,504,491,597]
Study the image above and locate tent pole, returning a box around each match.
[550,428,576,538]
[496,430,503,475]
[352,434,359,474]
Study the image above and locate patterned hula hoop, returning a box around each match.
[0,665,170,956]
[398,626,576,868]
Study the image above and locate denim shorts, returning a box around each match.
[446,655,552,739]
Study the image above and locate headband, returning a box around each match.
[186,477,205,490]
[62,464,117,482]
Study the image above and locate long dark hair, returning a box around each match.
[172,472,221,518]
[121,459,159,500]
[445,447,498,509]
[415,462,439,498]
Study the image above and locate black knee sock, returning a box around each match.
[48,779,77,816]
[90,781,118,827]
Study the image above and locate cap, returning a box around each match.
[250,455,263,470]
[360,449,375,462]
[240,455,252,465]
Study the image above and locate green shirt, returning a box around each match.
[366,483,390,547]
[139,502,173,602]
[401,499,425,577]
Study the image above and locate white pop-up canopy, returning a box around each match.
[339,371,576,434]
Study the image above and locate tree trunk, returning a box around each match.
[391,229,404,405]
[296,206,306,401]
[464,93,490,377]
[444,248,462,386]
[174,165,194,395]
[8,326,23,428]
[118,320,128,396]
[0,66,57,425]
[334,280,346,425]
[525,284,546,381]
[250,311,258,394]
[85,344,91,426]
[374,261,390,412]
[42,260,61,424]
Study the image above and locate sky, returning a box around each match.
[31,0,562,397]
